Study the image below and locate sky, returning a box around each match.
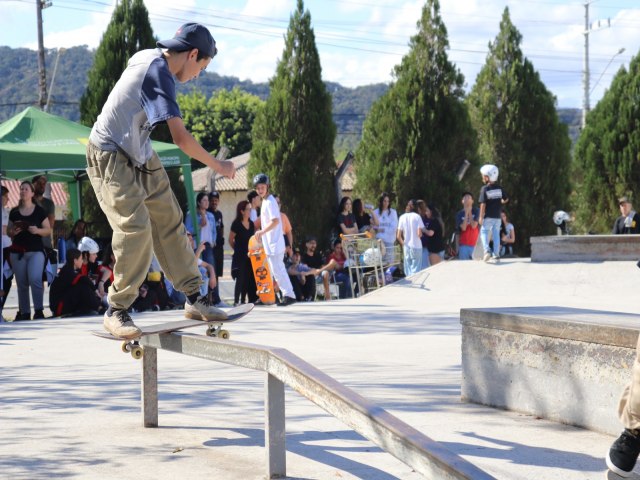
[0,0,638,109]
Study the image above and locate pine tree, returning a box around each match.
[354,0,477,229]
[249,0,336,247]
[79,0,155,127]
[467,7,571,254]
[573,52,640,233]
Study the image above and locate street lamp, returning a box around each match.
[589,47,625,96]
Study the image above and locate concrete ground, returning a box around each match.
[1,258,639,479]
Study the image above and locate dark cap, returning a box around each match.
[293,247,301,254]
[157,23,217,59]
[209,191,220,199]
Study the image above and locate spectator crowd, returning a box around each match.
[4,165,639,322]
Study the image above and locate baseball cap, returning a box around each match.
[619,196,631,205]
[157,23,217,59]
[209,191,220,199]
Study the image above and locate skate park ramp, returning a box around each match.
[1,258,638,479]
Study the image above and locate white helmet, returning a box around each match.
[480,164,499,182]
[553,211,571,226]
[78,236,99,254]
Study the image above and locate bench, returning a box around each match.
[460,306,640,435]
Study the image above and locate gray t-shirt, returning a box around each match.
[89,49,181,166]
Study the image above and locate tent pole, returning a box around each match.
[68,178,81,221]
[182,163,199,242]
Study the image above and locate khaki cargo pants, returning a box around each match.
[86,142,202,310]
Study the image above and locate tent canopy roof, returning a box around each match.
[0,107,189,182]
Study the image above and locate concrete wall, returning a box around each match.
[460,306,640,435]
[531,234,640,262]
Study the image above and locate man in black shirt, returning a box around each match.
[208,191,226,306]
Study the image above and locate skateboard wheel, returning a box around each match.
[219,330,230,340]
[131,346,143,360]
[205,326,217,337]
[121,341,131,353]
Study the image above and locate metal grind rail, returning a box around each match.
[140,332,495,480]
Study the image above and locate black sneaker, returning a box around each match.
[14,311,31,321]
[33,310,45,320]
[277,296,296,307]
[607,428,640,477]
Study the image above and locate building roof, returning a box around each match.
[191,152,354,192]
[192,152,250,192]
[1,179,68,209]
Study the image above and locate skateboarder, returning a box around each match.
[86,23,236,339]
[478,164,508,263]
[252,174,296,306]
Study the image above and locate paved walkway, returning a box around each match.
[1,258,639,479]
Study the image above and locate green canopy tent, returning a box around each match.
[0,106,197,225]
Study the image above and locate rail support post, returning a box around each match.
[142,346,158,427]
[265,372,286,478]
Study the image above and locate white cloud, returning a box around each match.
[241,0,292,18]
[214,37,285,84]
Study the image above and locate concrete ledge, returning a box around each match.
[531,234,640,262]
[461,306,640,435]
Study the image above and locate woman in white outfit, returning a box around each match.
[373,192,398,265]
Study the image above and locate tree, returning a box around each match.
[178,87,263,160]
[467,7,571,254]
[354,0,477,229]
[79,0,155,127]
[573,52,640,233]
[249,0,336,247]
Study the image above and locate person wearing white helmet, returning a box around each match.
[478,164,509,263]
[253,173,296,306]
[78,236,100,279]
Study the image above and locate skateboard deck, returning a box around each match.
[92,303,253,359]
[248,235,277,305]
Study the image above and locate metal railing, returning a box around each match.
[140,332,495,480]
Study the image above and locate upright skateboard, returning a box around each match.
[92,303,253,359]
[247,235,277,305]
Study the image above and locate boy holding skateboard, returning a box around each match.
[252,174,296,307]
[86,23,236,339]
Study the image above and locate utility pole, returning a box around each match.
[36,0,53,110]
[582,1,610,129]
[582,1,590,129]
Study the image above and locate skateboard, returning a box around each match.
[91,303,253,359]
[247,235,277,305]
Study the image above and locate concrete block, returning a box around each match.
[530,235,640,262]
[461,306,640,435]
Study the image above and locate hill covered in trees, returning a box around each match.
[0,45,579,148]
